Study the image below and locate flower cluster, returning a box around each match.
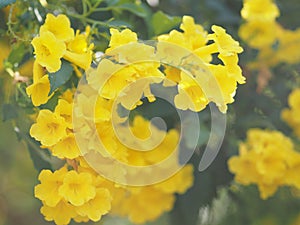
[26,14,93,106]
[32,112,194,224]
[158,16,245,113]
[228,129,300,199]
[35,167,111,225]
[28,13,243,225]
[282,89,300,138]
[239,0,300,67]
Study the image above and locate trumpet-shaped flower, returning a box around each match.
[26,75,51,106]
[106,28,138,52]
[59,171,96,206]
[41,200,77,225]
[40,14,74,42]
[75,188,112,221]
[35,167,67,207]
[30,109,68,146]
[241,0,280,22]
[50,133,81,159]
[228,129,300,199]
[207,25,243,56]
[32,31,66,73]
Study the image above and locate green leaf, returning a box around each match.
[106,19,133,28]
[151,11,181,36]
[0,0,16,9]
[115,3,148,18]
[27,138,52,172]
[2,103,18,121]
[48,60,73,95]
[5,42,26,69]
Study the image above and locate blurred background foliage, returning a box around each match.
[1,0,300,225]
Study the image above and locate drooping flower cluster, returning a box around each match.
[282,89,300,138]
[228,129,300,199]
[26,13,93,106]
[28,13,244,225]
[158,16,245,113]
[239,0,300,67]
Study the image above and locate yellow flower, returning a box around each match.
[239,20,278,49]
[207,25,243,56]
[120,187,175,224]
[241,0,279,22]
[180,15,208,49]
[158,30,191,49]
[106,28,138,52]
[32,30,66,73]
[174,72,209,112]
[40,14,74,42]
[55,99,73,128]
[50,133,81,159]
[26,61,52,106]
[59,171,96,206]
[276,28,300,64]
[26,74,51,107]
[35,167,67,207]
[63,49,93,70]
[41,200,77,225]
[63,27,94,70]
[75,188,112,221]
[208,64,238,105]
[217,54,245,84]
[154,164,194,194]
[228,129,300,199]
[30,109,68,146]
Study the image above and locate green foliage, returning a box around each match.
[48,60,74,95]
[151,11,181,35]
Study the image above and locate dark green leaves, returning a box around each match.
[27,138,52,172]
[115,3,148,18]
[4,42,27,69]
[151,11,181,36]
[48,60,73,95]
[0,0,16,9]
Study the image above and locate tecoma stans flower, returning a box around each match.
[31,30,66,73]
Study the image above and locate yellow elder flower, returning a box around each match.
[106,28,138,52]
[180,15,208,49]
[174,72,209,112]
[41,200,77,225]
[35,167,67,207]
[241,0,280,22]
[32,31,66,73]
[276,28,300,64]
[207,25,243,56]
[208,64,237,105]
[154,164,194,194]
[121,187,175,224]
[239,20,278,49]
[50,133,81,159]
[40,14,74,42]
[59,171,96,206]
[30,110,68,146]
[228,129,300,199]
[63,27,94,70]
[26,75,51,106]
[75,188,112,222]
[55,99,73,128]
